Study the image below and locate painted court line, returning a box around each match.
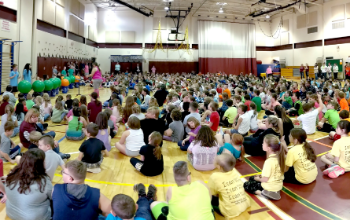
[307,139,333,148]
[313,135,330,141]
[244,157,344,220]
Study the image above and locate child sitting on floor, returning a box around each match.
[243,134,284,200]
[28,131,42,149]
[0,121,23,164]
[111,99,122,123]
[216,133,245,160]
[52,101,68,123]
[318,101,340,133]
[78,123,108,173]
[225,104,250,137]
[208,153,250,218]
[66,107,87,141]
[95,112,112,151]
[130,131,164,177]
[329,110,350,140]
[163,109,184,143]
[221,99,237,127]
[321,120,350,178]
[202,101,220,132]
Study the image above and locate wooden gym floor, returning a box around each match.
[0,85,348,220]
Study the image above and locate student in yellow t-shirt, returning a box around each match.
[284,128,318,184]
[321,120,350,178]
[208,153,250,218]
[243,134,284,200]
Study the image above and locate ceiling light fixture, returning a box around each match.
[219,8,223,13]
[266,14,270,19]
[165,7,169,10]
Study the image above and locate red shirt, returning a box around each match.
[20,121,37,148]
[88,101,102,123]
[217,88,223,94]
[0,101,9,115]
[244,100,251,111]
[210,111,220,132]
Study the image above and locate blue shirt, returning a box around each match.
[106,213,146,220]
[145,84,150,92]
[218,143,241,159]
[115,64,120,71]
[23,69,32,83]
[10,71,19,86]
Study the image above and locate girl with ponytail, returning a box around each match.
[244,134,284,200]
[87,92,102,123]
[284,128,317,184]
[0,105,19,137]
[321,120,350,178]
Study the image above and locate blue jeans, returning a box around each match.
[282,101,292,110]
[61,112,67,120]
[37,123,47,131]
[178,140,190,151]
[10,127,19,137]
[135,197,154,220]
[103,101,109,107]
[44,113,51,121]
[53,145,65,158]
[140,105,148,112]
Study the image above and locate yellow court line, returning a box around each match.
[53,172,262,187]
[317,151,330,157]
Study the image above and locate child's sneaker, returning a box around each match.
[146,184,157,201]
[261,190,281,200]
[87,167,101,173]
[323,164,338,175]
[133,183,146,197]
[328,166,345,178]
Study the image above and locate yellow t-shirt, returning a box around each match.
[168,181,214,220]
[261,154,284,192]
[285,144,318,184]
[223,107,238,124]
[331,136,350,171]
[207,169,250,219]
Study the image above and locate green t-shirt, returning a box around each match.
[68,69,74,76]
[252,96,262,112]
[61,70,67,76]
[285,96,293,106]
[26,100,35,110]
[224,106,238,124]
[324,109,340,129]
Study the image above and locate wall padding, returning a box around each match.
[42,0,55,25]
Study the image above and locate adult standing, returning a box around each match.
[115,62,120,75]
[305,63,309,80]
[299,64,304,79]
[266,66,272,78]
[327,63,333,80]
[88,62,103,97]
[68,65,74,77]
[314,64,319,80]
[10,64,19,93]
[5,149,53,220]
[333,63,339,80]
[52,65,58,78]
[84,62,89,78]
[346,63,350,80]
[61,66,67,77]
[321,62,327,79]
[23,63,32,83]
[151,65,156,74]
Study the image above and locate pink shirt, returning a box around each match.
[92,68,102,80]
[84,65,89,73]
[188,141,219,171]
[41,103,52,115]
[266,67,272,74]
[314,102,323,120]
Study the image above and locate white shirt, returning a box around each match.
[321,66,327,73]
[247,110,258,130]
[297,109,319,134]
[327,65,332,73]
[126,129,146,151]
[238,112,250,135]
[333,65,339,72]
[259,92,266,103]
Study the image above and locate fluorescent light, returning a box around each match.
[165,7,169,10]
[266,14,270,19]
[219,8,223,13]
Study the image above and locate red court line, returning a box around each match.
[307,139,332,148]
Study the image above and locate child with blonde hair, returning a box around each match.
[112,99,122,123]
[80,104,89,123]
[129,104,145,120]
[42,93,52,121]
[52,101,69,123]
[0,105,18,136]
[208,153,250,218]
[28,131,42,149]
[244,134,284,200]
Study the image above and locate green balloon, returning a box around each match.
[44,80,53,91]
[54,78,61,88]
[70,76,75,83]
[18,80,32,93]
[32,80,45,92]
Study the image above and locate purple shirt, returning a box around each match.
[188,140,219,171]
[189,126,201,143]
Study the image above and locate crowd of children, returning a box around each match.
[0,70,350,219]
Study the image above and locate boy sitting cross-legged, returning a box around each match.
[208,153,250,218]
[0,121,23,164]
[77,123,108,174]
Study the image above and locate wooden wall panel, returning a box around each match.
[55,5,65,29]
[294,40,322,49]
[0,5,17,22]
[69,15,79,34]
[42,0,56,25]
[149,61,198,74]
[37,19,66,38]
[79,3,85,20]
